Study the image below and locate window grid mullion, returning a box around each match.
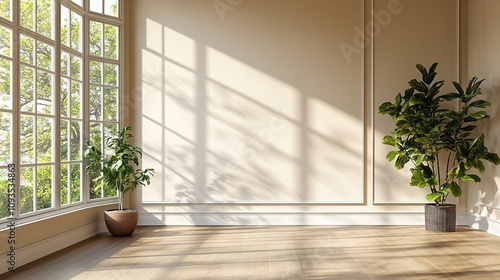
[54,0,62,211]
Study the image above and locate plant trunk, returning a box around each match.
[118,191,123,211]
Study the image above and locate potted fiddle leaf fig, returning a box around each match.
[85,126,155,236]
[379,62,500,232]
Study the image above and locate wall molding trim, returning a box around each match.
[138,212,472,227]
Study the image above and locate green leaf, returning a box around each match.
[453,81,464,96]
[469,100,491,108]
[416,63,427,77]
[396,120,410,129]
[378,102,394,114]
[386,151,399,161]
[476,160,485,173]
[471,134,485,148]
[410,168,426,188]
[462,174,481,182]
[450,181,462,197]
[426,192,442,202]
[440,92,460,101]
[485,152,500,165]
[469,111,489,120]
[428,62,438,74]
[382,135,397,146]
[395,156,409,170]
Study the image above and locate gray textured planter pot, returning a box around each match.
[425,204,456,232]
[104,209,138,237]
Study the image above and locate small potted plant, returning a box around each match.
[379,62,500,232]
[85,126,154,236]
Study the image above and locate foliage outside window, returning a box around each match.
[0,0,122,220]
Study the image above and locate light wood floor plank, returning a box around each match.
[3,226,500,279]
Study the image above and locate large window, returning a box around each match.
[0,0,122,220]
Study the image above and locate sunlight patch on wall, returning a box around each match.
[146,18,162,54]
[206,47,300,121]
[204,46,301,202]
[163,26,196,70]
[141,25,198,203]
[308,97,363,202]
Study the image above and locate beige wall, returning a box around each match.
[466,0,500,234]
[129,0,481,225]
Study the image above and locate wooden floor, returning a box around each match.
[3,226,500,279]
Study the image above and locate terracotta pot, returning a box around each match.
[425,204,456,232]
[104,209,138,237]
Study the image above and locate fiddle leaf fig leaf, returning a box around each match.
[469,100,491,108]
[426,192,442,202]
[469,111,489,120]
[428,62,438,75]
[382,135,397,146]
[386,151,399,161]
[452,81,464,96]
[450,181,462,197]
[485,152,500,165]
[416,63,427,77]
[462,174,481,182]
[395,155,409,170]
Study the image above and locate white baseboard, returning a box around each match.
[466,214,500,236]
[138,212,472,226]
[1,221,107,274]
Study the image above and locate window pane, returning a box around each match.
[104,24,118,59]
[70,55,82,80]
[20,167,34,214]
[60,78,69,116]
[70,11,82,52]
[37,41,54,70]
[60,120,69,161]
[37,70,53,114]
[89,122,102,151]
[0,112,11,165]
[104,0,118,17]
[71,163,81,202]
[20,66,35,112]
[36,0,54,39]
[104,122,118,140]
[71,81,81,118]
[0,169,10,219]
[89,122,102,199]
[71,0,82,7]
[20,0,35,31]
[36,165,53,210]
[60,164,69,205]
[0,58,11,109]
[20,115,35,164]
[0,0,12,21]
[70,121,81,160]
[103,63,118,86]
[89,21,102,57]
[0,25,12,57]
[60,5,69,47]
[20,35,35,65]
[90,85,102,120]
[90,60,102,84]
[104,87,118,121]
[37,117,53,163]
[61,51,69,76]
[90,0,102,13]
